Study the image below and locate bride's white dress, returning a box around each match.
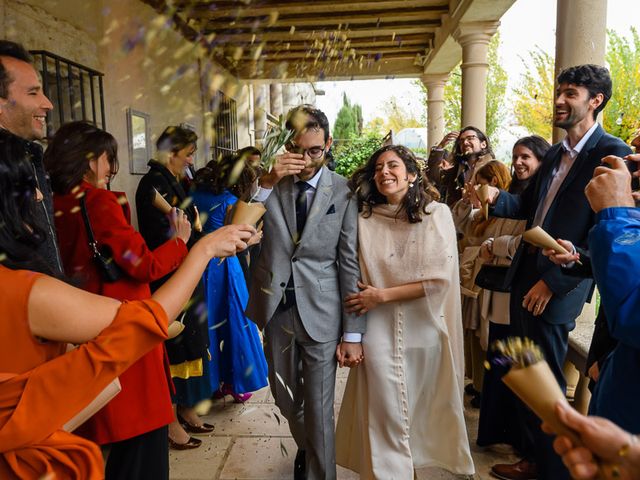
[336,202,474,479]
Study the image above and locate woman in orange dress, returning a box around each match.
[0,130,256,479]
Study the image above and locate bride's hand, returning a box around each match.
[344,281,384,315]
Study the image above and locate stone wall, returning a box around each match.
[0,0,252,226]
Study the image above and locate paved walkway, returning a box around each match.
[169,368,517,479]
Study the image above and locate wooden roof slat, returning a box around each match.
[196,8,444,28]
[175,0,448,18]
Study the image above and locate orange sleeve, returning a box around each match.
[0,299,168,450]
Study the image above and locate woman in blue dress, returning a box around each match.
[192,153,268,402]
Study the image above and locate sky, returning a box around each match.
[316,0,640,145]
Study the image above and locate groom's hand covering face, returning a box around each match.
[288,127,332,181]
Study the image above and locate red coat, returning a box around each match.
[53,182,188,444]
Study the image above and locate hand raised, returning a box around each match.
[169,207,192,244]
[259,152,306,188]
[437,131,459,149]
[199,224,256,259]
[585,156,635,212]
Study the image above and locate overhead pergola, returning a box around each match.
[140,0,515,81]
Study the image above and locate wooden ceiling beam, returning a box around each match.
[195,9,444,28]
[174,1,448,19]
[235,57,425,80]
[204,25,434,41]
[201,22,438,37]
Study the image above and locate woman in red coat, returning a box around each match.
[45,121,192,479]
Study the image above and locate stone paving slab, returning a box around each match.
[169,435,232,480]
[170,375,516,480]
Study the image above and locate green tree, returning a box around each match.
[513,47,555,141]
[333,92,362,141]
[603,28,640,141]
[333,131,384,178]
[381,96,421,133]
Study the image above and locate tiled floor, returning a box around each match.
[169,368,517,479]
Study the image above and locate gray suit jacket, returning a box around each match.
[246,167,366,342]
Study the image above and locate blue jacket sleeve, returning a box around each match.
[589,207,640,349]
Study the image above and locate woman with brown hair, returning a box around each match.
[336,145,474,478]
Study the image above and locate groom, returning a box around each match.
[246,105,365,480]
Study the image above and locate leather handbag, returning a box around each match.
[80,196,122,283]
[474,264,511,293]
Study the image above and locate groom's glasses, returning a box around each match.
[286,142,326,160]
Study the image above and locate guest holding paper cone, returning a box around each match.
[483,65,632,480]
[545,402,640,480]
[473,137,550,453]
[135,126,214,451]
[191,156,267,404]
[0,130,255,479]
[549,154,640,435]
[45,121,194,478]
[456,161,514,409]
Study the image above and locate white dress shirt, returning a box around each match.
[533,122,599,227]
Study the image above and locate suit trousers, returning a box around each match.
[264,304,338,480]
[509,252,574,480]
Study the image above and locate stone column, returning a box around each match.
[270,83,283,117]
[553,0,608,142]
[453,21,499,132]
[421,74,449,148]
[282,83,299,114]
[253,84,269,144]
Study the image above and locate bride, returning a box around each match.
[336,145,474,479]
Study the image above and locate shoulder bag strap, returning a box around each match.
[79,196,100,256]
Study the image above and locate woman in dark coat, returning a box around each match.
[135,126,214,450]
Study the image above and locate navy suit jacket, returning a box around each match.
[491,125,631,324]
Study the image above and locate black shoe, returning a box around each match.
[294,449,306,480]
[470,393,482,409]
[464,383,480,396]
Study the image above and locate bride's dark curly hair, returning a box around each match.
[348,145,440,223]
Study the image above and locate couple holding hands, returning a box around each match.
[246,105,474,479]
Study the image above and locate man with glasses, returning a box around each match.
[427,126,495,206]
[246,105,365,480]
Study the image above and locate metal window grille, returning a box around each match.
[30,51,106,135]
[210,90,238,161]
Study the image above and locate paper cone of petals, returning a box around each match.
[502,361,579,444]
[522,226,571,255]
[167,321,185,339]
[476,184,490,220]
[152,189,172,215]
[230,200,266,226]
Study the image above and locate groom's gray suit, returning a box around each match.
[246,166,365,479]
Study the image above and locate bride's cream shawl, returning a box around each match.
[357,201,465,393]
